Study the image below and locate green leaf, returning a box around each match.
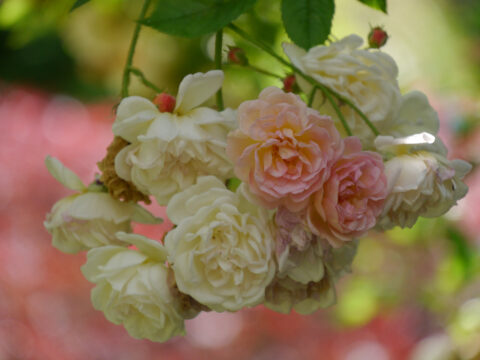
[446,226,474,281]
[282,0,335,50]
[357,0,387,13]
[142,0,258,38]
[71,0,90,11]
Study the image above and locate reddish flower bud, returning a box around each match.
[227,47,248,66]
[282,74,299,93]
[368,26,389,49]
[153,93,176,113]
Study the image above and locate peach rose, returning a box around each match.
[226,87,343,212]
[307,137,387,247]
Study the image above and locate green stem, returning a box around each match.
[338,95,380,136]
[246,64,283,79]
[215,29,224,111]
[308,86,317,107]
[317,84,352,136]
[228,24,291,68]
[121,0,152,98]
[129,67,163,93]
[228,23,379,136]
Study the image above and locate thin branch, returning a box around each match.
[121,0,152,98]
[129,67,163,93]
[316,84,352,136]
[215,29,224,111]
[227,63,283,79]
[246,64,283,79]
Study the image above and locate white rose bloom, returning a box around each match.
[113,71,236,205]
[283,35,401,142]
[165,176,276,312]
[375,135,471,229]
[44,156,160,254]
[81,232,186,342]
[385,91,440,138]
[265,240,357,314]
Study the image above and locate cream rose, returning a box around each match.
[384,91,440,138]
[114,71,236,205]
[44,156,160,254]
[283,35,401,143]
[165,176,276,312]
[81,232,186,342]
[375,135,471,229]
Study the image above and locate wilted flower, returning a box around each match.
[227,86,343,212]
[264,274,336,315]
[275,207,325,284]
[82,232,187,342]
[165,176,276,312]
[264,240,357,314]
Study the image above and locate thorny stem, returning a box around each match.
[129,67,163,93]
[228,23,379,137]
[215,29,225,111]
[121,0,152,98]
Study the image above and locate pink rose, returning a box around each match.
[307,137,387,247]
[226,87,343,212]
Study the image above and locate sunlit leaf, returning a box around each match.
[357,0,387,13]
[142,0,258,38]
[282,0,335,50]
[71,0,90,12]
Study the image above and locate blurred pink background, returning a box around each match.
[2,84,479,360]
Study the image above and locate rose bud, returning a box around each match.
[227,46,249,66]
[153,93,176,113]
[282,74,299,93]
[368,26,389,49]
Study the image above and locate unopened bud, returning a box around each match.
[368,26,389,49]
[227,47,248,66]
[153,93,176,113]
[283,74,299,93]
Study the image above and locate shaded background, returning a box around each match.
[0,0,479,359]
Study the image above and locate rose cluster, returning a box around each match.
[44,35,471,343]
